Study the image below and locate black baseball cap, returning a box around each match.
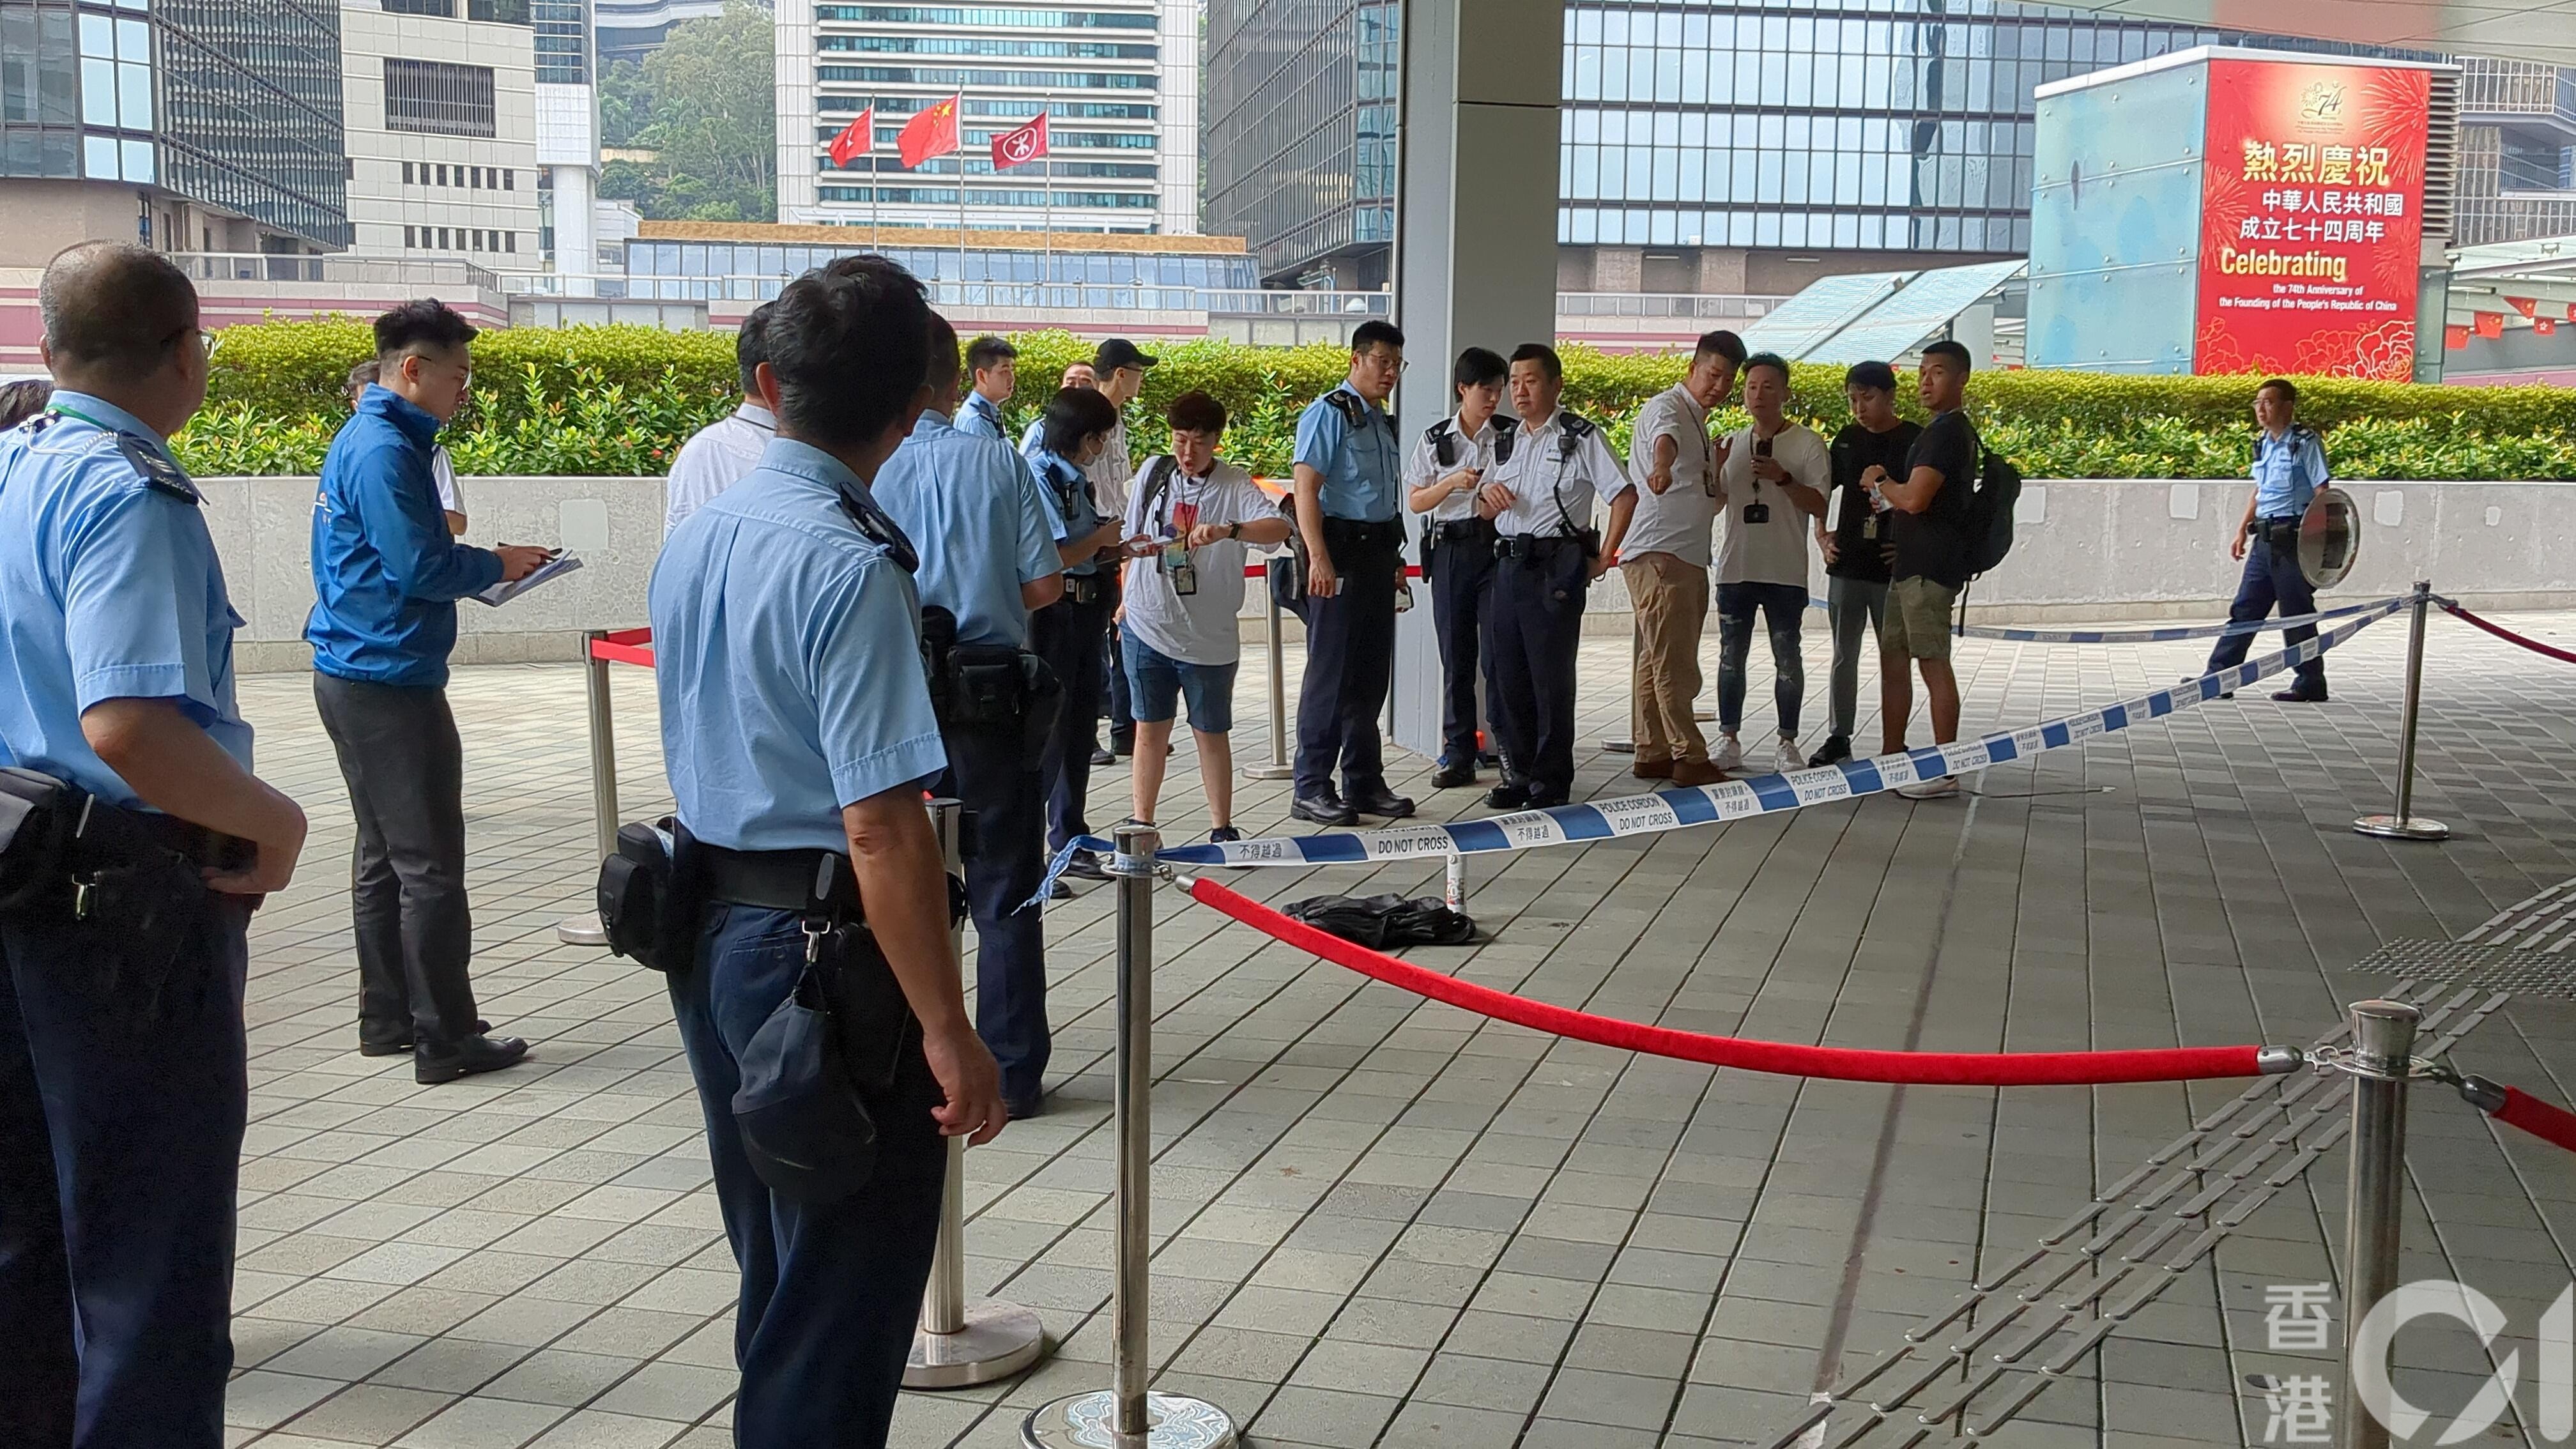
[1843,360,1898,394]
[1093,338,1158,374]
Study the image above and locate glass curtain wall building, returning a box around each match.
[775,1,1202,234]
[1205,0,2554,294]
[0,0,349,259]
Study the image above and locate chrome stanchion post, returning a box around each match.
[1244,589,1294,781]
[1023,824,1236,1449]
[2354,581,2448,842]
[1443,849,1466,911]
[557,629,615,946]
[908,799,1045,1390]
[2337,999,2419,1449]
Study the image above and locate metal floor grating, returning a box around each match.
[2346,939,2576,999]
[1754,877,2576,1445]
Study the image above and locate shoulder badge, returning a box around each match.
[116,433,200,505]
[835,485,920,574]
[1322,388,1366,427]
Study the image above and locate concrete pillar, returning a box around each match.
[551,163,595,295]
[1387,0,1562,761]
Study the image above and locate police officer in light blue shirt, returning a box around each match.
[650,258,1004,1449]
[0,242,309,1448]
[2204,377,2333,701]
[872,314,1065,1119]
[956,333,1016,441]
[1022,387,1126,882]
[1285,319,1412,827]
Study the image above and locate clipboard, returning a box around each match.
[471,553,582,607]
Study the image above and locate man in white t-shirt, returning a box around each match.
[1712,351,1829,776]
[662,304,777,537]
[1118,392,1292,844]
[349,358,468,535]
[1620,329,1744,786]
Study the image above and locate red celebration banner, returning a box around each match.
[2194,59,2430,380]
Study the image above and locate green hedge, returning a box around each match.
[176,319,2576,482]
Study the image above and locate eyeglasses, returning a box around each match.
[165,326,219,358]
[199,330,220,358]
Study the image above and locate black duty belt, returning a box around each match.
[1497,533,1581,559]
[1322,517,1402,545]
[700,843,859,919]
[135,812,254,872]
[1434,518,1494,542]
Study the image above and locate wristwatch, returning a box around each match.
[1227,521,1241,541]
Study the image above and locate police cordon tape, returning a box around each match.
[1175,870,2298,1085]
[1025,594,2407,891]
[1947,593,2402,644]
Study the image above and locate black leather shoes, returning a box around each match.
[1089,746,1116,767]
[1430,762,1476,789]
[1291,791,1359,827]
[1524,787,1570,809]
[362,1019,489,1057]
[1346,787,1414,820]
[1487,779,1531,809]
[2271,687,2328,703]
[1060,850,1109,880]
[415,1034,530,1085]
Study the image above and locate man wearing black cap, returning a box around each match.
[1811,360,1920,765]
[1090,339,1154,765]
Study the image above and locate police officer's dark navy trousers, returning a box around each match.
[1294,519,1402,799]
[1034,581,1116,852]
[666,904,946,1449]
[2204,527,2326,696]
[936,723,1048,1108]
[1426,519,1498,768]
[0,890,250,1448]
[1485,540,1591,803]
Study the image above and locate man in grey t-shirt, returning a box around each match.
[1620,328,1742,786]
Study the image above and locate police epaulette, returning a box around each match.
[1323,389,1368,426]
[115,434,200,505]
[1556,412,1597,438]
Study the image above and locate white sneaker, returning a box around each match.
[1712,735,1744,772]
[1775,736,1807,774]
[1896,775,1960,799]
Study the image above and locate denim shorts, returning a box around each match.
[1120,626,1238,733]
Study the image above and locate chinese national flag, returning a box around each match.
[2566,303,2575,323]
[2474,311,2506,340]
[2538,318,2560,337]
[2506,295,2538,319]
[2445,325,2470,351]
[899,95,962,169]
[827,107,873,169]
[991,113,1049,171]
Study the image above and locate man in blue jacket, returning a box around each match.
[309,299,549,1083]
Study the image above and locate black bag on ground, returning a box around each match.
[1282,893,1477,949]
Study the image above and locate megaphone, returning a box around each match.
[2299,486,2361,590]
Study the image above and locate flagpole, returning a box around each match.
[956,91,969,312]
[868,99,879,247]
[1042,95,1053,300]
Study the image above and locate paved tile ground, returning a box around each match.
[217,606,2576,1448]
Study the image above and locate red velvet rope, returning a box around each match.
[590,636,657,668]
[2442,602,2576,666]
[2494,1086,2576,1155]
[1182,877,2269,1086]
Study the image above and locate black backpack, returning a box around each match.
[1959,441,2021,578]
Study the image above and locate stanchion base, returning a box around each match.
[1602,737,1635,754]
[1023,1391,1236,1449]
[556,916,608,947]
[904,1300,1045,1389]
[1240,764,1295,781]
[2354,814,2451,842]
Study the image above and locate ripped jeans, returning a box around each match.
[1716,580,1807,737]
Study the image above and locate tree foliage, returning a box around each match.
[595,0,776,223]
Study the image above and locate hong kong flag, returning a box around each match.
[991,113,1050,171]
[827,107,873,168]
[2538,318,2561,337]
[899,95,962,169]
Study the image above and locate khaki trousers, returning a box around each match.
[1623,551,1710,764]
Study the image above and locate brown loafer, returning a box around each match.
[1669,760,1729,788]
[1630,757,1675,780]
